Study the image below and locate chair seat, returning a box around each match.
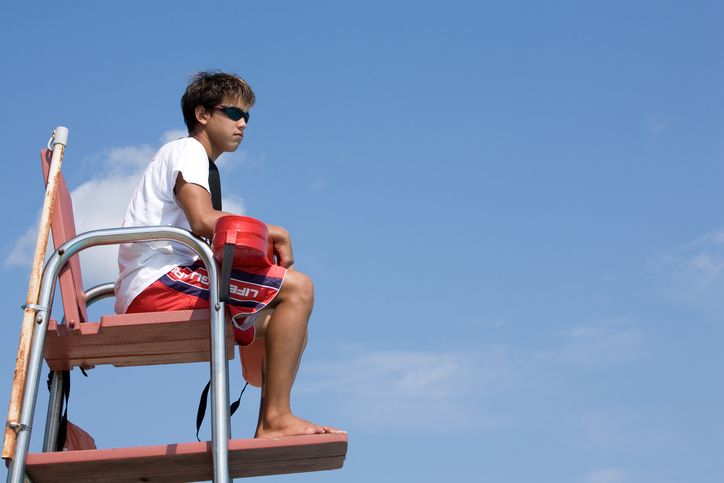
[44,309,235,371]
[25,433,348,483]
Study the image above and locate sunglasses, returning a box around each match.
[213,105,250,123]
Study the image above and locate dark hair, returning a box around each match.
[181,71,256,133]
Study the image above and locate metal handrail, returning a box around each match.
[8,226,231,483]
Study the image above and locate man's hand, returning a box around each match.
[266,224,294,268]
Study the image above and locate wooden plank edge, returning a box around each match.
[26,434,347,483]
[26,433,348,465]
[26,455,346,483]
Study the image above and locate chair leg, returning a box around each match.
[5,459,34,483]
[210,304,231,483]
[41,372,63,452]
[7,308,52,483]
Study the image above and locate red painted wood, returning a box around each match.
[44,310,235,371]
[25,433,347,483]
[41,149,87,333]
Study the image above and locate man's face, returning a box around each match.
[202,96,250,155]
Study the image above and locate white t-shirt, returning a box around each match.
[114,137,210,314]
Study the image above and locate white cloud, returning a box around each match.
[479,316,508,328]
[160,129,187,145]
[69,144,157,285]
[221,194,245,217]
[311,177,327,190]
[298,315,645,434]
[215,149,265,171]
[648,227,724,313]
[563,329,643,366]
[553,316,643,366]
[582,468,629,483]
[3,223,42,269]
[299,345,542,433]
[4,131,247,287]
[641,113,668,133]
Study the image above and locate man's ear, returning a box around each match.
[195,105,210,126]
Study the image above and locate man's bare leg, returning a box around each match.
[254,270,341,438]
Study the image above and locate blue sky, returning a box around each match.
[1,1,723,482]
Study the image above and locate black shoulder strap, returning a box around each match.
[208,158,222,211]
[208,157,235,303]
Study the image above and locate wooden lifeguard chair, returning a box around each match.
[3,128,347,483]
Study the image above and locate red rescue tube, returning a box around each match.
[212,215,274,267]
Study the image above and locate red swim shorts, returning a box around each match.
[126,261,287,347]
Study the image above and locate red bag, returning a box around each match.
[63,421,96,451]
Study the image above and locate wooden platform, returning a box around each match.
[44,309,235,371]
[25,433,348,482]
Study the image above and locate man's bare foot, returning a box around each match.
[255,413,344,439]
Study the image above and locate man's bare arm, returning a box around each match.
[175,173,231,239]
[175,173,295,268]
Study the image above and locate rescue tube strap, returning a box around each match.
[195,380,248,441]
[218,243,235,303]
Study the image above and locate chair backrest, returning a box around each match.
[41,149,88,331]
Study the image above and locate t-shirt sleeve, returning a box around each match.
[169,140,210,202]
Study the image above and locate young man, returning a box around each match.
[114,71,339,438]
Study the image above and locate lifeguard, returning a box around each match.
[115,71,342,439]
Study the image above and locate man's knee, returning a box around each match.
[279,270,314,307]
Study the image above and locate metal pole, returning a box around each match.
[6,226,231,483]
[209,268,231,483]
[41,372,63,453]
[3,128,68,460]
[8,303,52,483]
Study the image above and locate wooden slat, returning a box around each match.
[25,433,348,483]
[44,310,235,371]
[41,148,87,333]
